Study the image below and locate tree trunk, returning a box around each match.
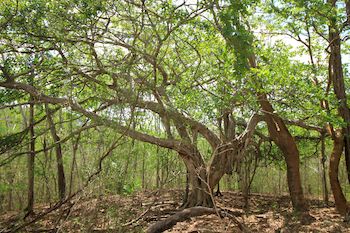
[6,172,14,211]
[184,167,213,208]
[258,94,308,213]
[156,146,160,188]
[45,104,66,201]
[329,0,350,184]
[43,138,52,204]
[321,133,329,205]
[185,118,260,208]
[69,133,81,196]
[246,53,308,213]
[329,131,349,215]
[25,98,35,216]
[142,150,146,190]
[181,152,214,208]
[215,182,223,197]
[182,169,190,206]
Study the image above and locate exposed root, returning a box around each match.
[146,206,250,233]
[146,207,216,233]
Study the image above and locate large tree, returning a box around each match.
[210,0,315,213]
[2,0,348,217]
[264,0,350,215]
[0,0,265,207]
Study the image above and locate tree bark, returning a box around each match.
[142,150,146,190]
[329,0,350,184]
[69,133,81,196]
[146,207,218,233]
[8,175,13,211]
[181,152,213,208]
[258,93,308,213]
[329,130,349,215]
[25,97,35,216]
[245,52,308,213]
[215,182,223,197]
[182,169,190,206]
[320,133,329,205]
[156,145,160,189]
[181,114,262,208]
[45,104,66,201]
[43,138,52,204]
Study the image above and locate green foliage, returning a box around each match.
[1,0,350,217]
[0,89,24,104]
[219,0,257,72]
[0,129,28,154]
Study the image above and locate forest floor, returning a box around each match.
[0,190,349,232]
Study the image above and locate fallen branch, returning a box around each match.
[219,207,244,217]
[123,208,152,227]
[220,208,250,233]
[146,206,251,233]
[122,190,160,227]
[146,206,217,233]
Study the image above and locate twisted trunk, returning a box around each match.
[329,0,350,183]
[258,94,308,213]
[181,153,213,208]
[182,144,244,208]
[329,131,349,215]
[246,54,308,213]
[182,114,262,208]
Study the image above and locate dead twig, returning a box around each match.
[122,190,160,227]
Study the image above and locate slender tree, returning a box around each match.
[45,103,66,201]
[25,82,35,217]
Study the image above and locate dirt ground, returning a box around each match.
[0,190,349,232]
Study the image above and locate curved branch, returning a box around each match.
[102,97,221,149]
[237,114,264,148]
[0,81,197,156]
[146,207,217,233]
[146,206,250,233]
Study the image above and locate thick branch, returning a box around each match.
[286,119,324,133]
[0,81,196,156]
[237,114,264,147]
[103,98,221,149]
[146,207,217,233]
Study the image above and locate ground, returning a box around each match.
[0,190,349,232]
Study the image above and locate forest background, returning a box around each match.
[1,0,350,231]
